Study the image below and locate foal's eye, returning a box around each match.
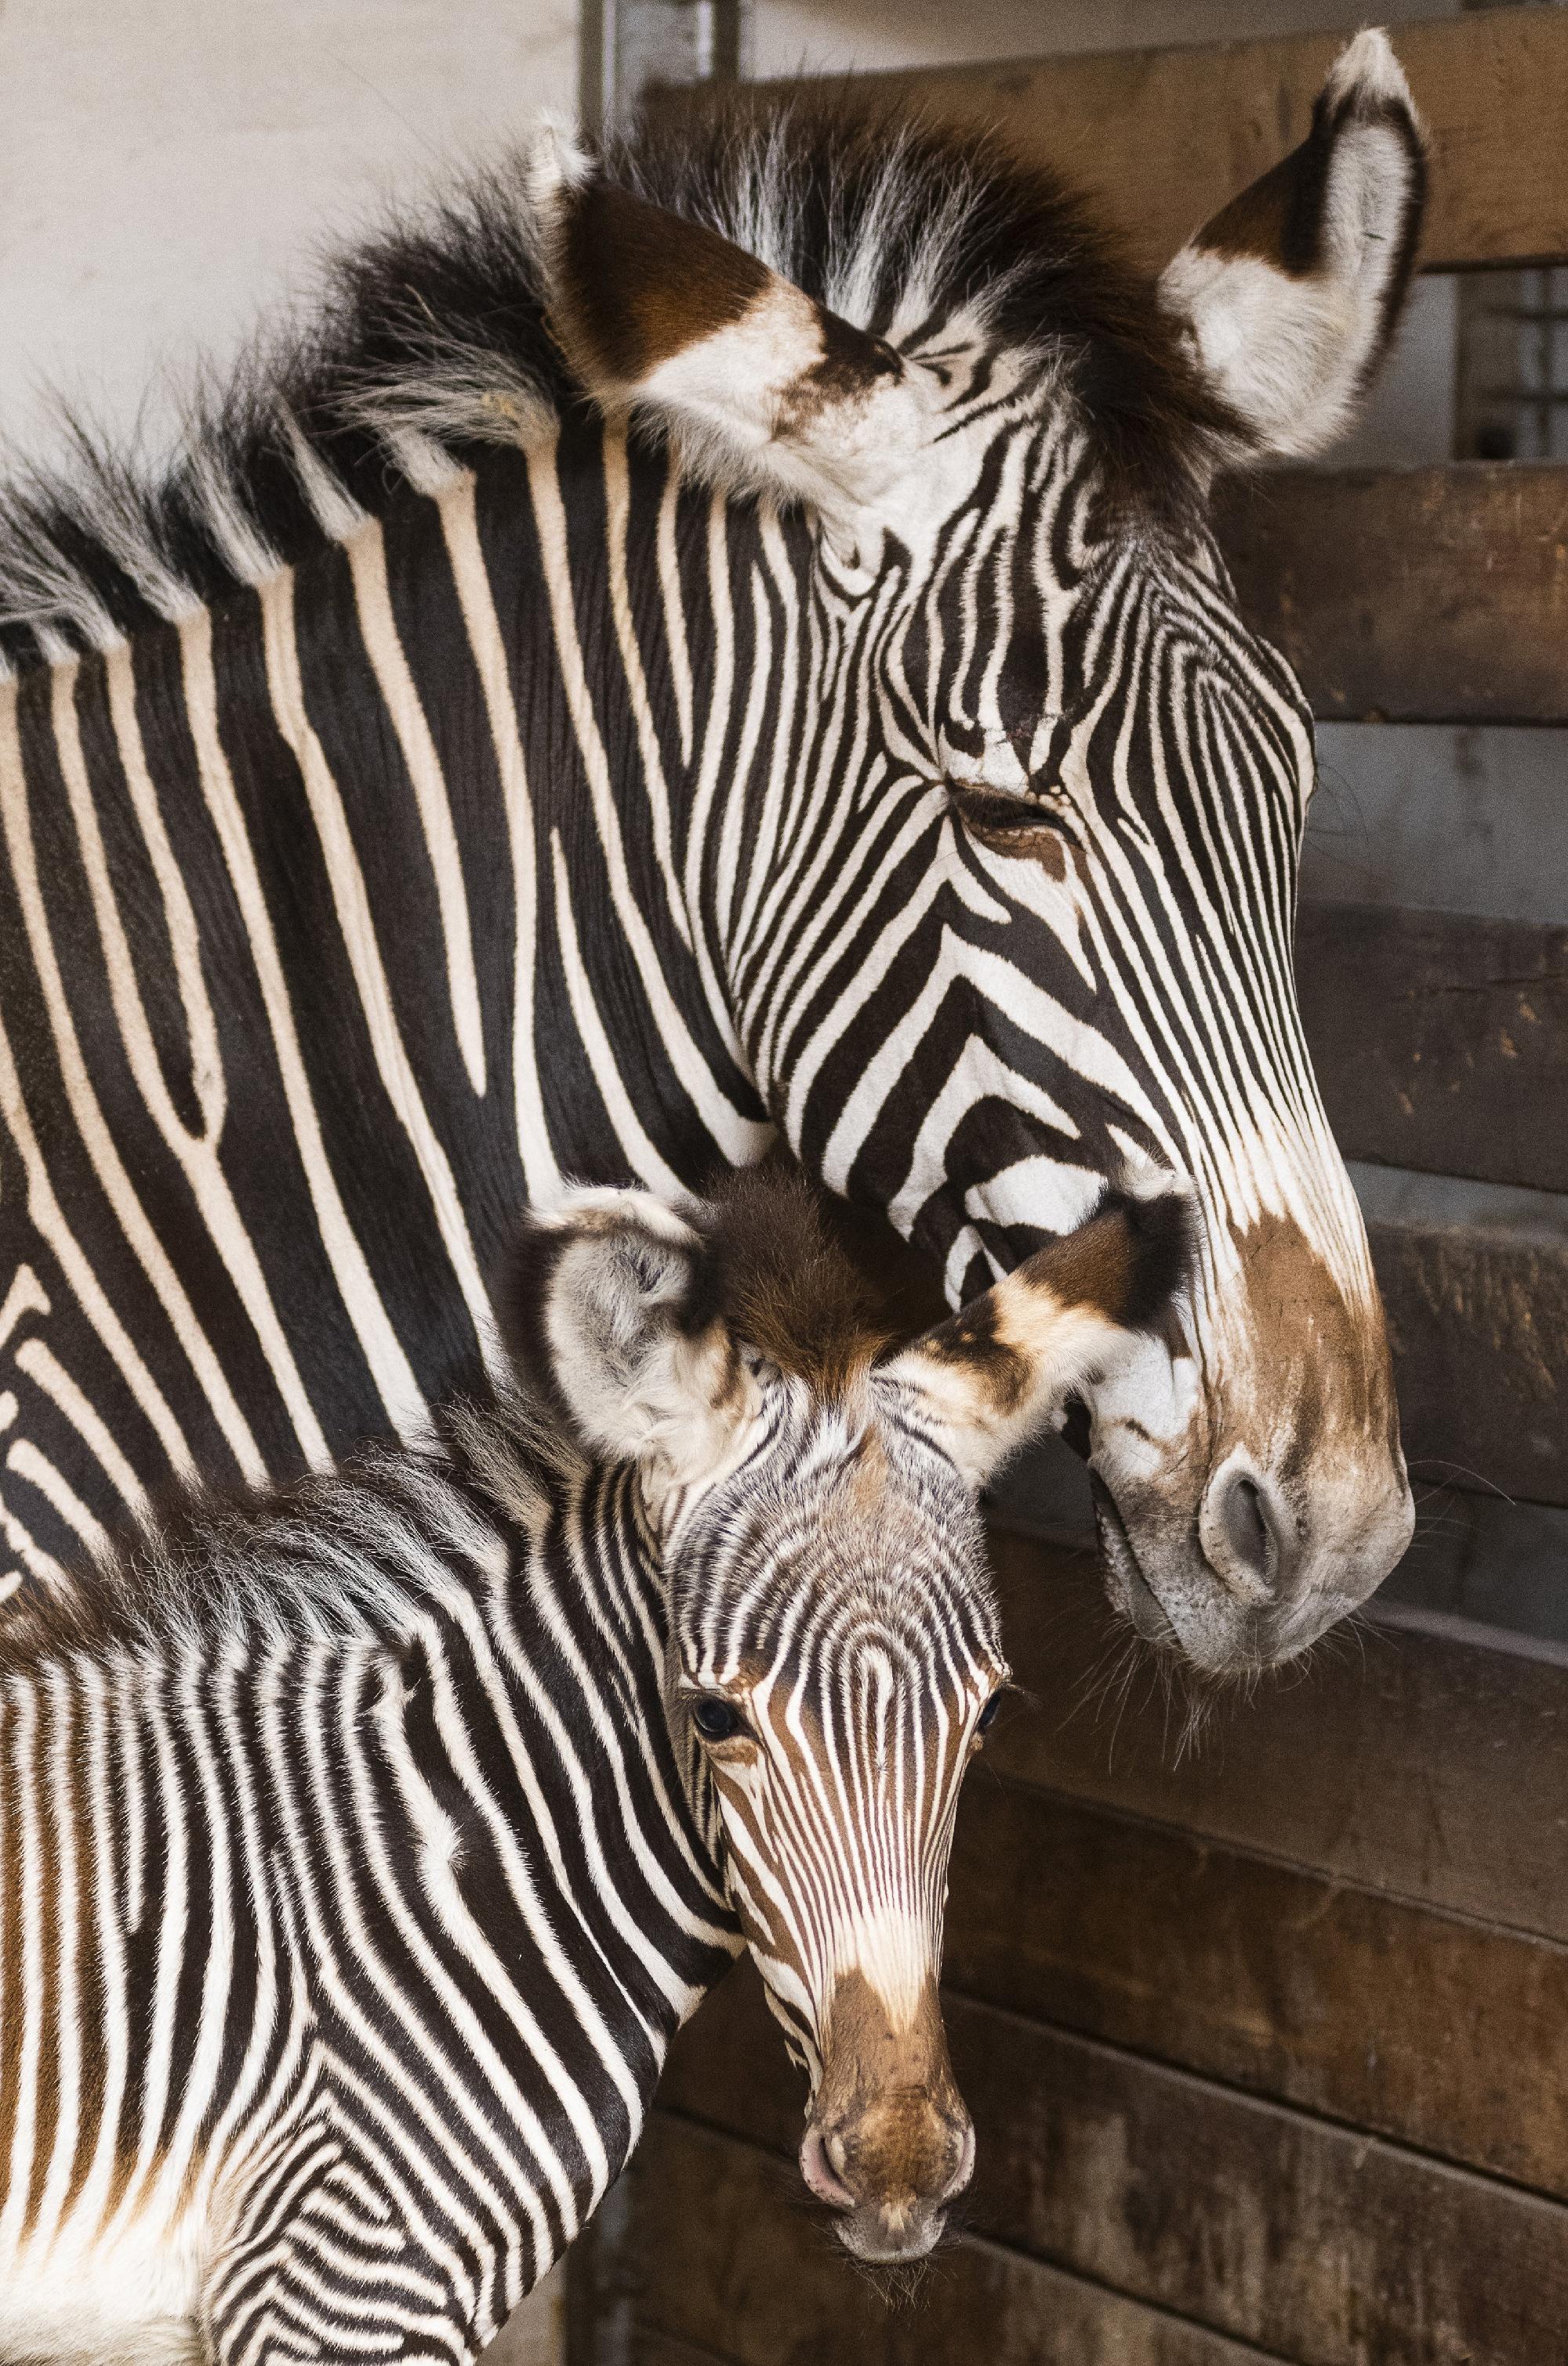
[975,1694,1004,1735]
[691,1696,747,1744]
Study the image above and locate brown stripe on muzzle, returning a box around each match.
[809,1967,968,2215]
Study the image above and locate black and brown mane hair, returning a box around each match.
[688,1166,890,1399]
[0,100,1233,676]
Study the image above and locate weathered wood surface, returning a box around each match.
[1298,902,1568,1196]
[624,2116,1284,2366]
[983,1534,1568,1942]
[655,1972,1568,2366]
[946,1777,1568,2197]
[740,9,1568,272]
[629,2338,731,2366]
[1360,1168,1568,1508]
[1215,466,1568,724]
[631,2335,735,2366]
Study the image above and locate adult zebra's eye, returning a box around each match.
[691,1696,747,1743]
[975,1693,1004,1735]
[947,782,1069,844]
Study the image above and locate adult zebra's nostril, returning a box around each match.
[1224,1474,1272,1577]
[1203,1460,1293,1605]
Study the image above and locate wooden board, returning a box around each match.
[739,9,1568,272]
[630,2339,731,2366]
[631,2338,734,2366]
[623,2115,1284,2366]
[946,1777,1568,2197]
[1215,466,1568,724]
[655,1975,1568,2366]
[982,1533,1568,1943]
[1298,902,1568,1196]
[1365,1178,1568,1508]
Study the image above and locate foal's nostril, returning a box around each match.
[800,2125,855,2210]
[949,2117,976,2201]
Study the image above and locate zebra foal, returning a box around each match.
[0,1168,1187,2364]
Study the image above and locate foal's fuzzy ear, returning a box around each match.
[1159,30,1427,458]
[502,1188,760,1513]
[881,1177,1193,1490]
[528,123,933,522]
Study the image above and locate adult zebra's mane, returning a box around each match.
[0,100,1229,678]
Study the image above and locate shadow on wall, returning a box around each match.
[484,2264,566,2365]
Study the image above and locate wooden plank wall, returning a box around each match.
[737,5,1568,273]
[574,1546,1568,2366]
[572,12,1568,2365]
[1214,466,1568,725]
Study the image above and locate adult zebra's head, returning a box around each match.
[507,1168,1190,2259]
[535,32,1425,1675]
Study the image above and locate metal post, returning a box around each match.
[578,0,752,136]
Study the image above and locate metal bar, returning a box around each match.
[577,0,751,136]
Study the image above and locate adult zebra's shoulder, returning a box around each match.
[0,32,1423,1672]
[0,1169,1189,2364]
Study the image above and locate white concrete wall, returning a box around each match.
[0,0,575,452]
[753,0,1456,80]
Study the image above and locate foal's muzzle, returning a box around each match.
[800,2092,975,2262]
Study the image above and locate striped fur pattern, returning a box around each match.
[0,38,1421,1678]
[0,1174,1188,2358]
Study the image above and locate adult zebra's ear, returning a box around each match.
[528,124,932,523]
[1158,29,1427,459]
[880,1178,1194,1492]
[501,1188,760,1516]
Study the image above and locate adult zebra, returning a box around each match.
[0,32,1423,1675]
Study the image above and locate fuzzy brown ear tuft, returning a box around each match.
[696,1167,889,1399]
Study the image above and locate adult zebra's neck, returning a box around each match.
[0,420,800,1567]
[299,417,779,1208]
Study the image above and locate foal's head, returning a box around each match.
[507,1168,1189,2260]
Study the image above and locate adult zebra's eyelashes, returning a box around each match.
[946,780,1073,843]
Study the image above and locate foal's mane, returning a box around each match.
[0,100,1227,678]
[0,1448,502,1680]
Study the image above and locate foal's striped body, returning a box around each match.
[0,1434,731,2363]
[0,1167,1184,2360]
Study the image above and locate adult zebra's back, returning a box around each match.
[0,34,1425,1675]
